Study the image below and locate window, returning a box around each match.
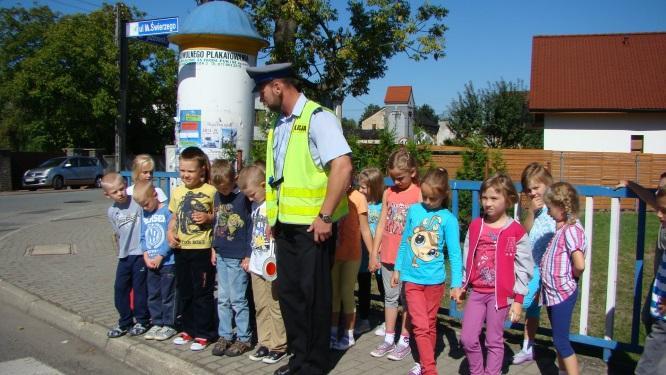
[630,135,644,153]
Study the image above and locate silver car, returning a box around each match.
[22,156,105,190]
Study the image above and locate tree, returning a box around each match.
[0,5,178,154]
[233,0,448,107]
[414,104,439,129]
[447,80,542,148]
[359,103,382,123]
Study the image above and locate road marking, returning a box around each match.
[0,357,64,374]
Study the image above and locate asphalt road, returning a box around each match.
[0,302,139,375]
[0,188,109,238]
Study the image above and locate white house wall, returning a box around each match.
[543,113,666,154]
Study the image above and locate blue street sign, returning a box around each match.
[126,17,178,37]
[137,35,170,47]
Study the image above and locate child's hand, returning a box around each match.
[450,287,464,304]
[658,296,666,315]
[528,195,544,211]
[390,271,400,288]
[241,257,250,272]
[153,255,163,269]
[509,301,522,323]
[191,211,209,225]
[614,180,629,190]
[167,230,180,249]
[210,249,217,266]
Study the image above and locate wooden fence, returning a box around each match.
[430,146,666,210]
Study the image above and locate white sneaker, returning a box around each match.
[155,326,177,341]
[190,338,209,351]
[374,322,386,336]
[408,363,422,375]
[143,325,162,340]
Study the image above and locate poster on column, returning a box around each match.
[176,47,256,166]
[179,109,202,148]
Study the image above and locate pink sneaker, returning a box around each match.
[370,341,395,357]
[387,343,411,361]
[408,363,422,375]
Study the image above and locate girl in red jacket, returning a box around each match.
[457,173,534,375]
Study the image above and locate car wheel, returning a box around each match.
[94,175,102,188]
[52,176,64,190]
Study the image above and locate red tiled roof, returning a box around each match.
[384,86,413,104]
[529,32,666,112]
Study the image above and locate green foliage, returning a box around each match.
[455,135,506,232]
[414,104,439,131]
[0,5,178,153]
[447,80,542,149]
[233,0,448,105]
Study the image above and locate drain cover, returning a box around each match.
[26,244,73,256]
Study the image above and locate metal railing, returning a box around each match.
[449,180,647,361]
[121,171,648,361]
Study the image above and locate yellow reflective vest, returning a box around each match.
[265,100,348,226]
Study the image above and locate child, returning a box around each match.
[392,168,463,375]
[133,180,177,341]
[102,172,150,338]
[459,173,533,375]
[541,182,587,375]
[239,164,288,364]
[356,167,386,335]
[127,154,167,203]
[635,187,666,375]
[167,146,217,351]
[369,148,422,360]
[209,159,253,357]
[616,172,666,334]
[513,162,556,364]
[331,180,374,350]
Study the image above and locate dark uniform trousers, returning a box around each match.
[275,221,336,374]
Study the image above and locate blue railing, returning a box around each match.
[122,171,649,362]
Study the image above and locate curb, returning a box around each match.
[0,278,213,375]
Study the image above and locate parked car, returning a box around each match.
[22,156,105,190]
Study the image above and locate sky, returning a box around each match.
[4,0,666,121]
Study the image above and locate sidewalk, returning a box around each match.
[0,205,609,374]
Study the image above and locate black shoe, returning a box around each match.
[274,364,291,375]
[262,351,287,364]
[249,346,270,361]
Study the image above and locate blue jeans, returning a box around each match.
[146,264,176,327]
[216,257,251,342]
[114,255,149,328]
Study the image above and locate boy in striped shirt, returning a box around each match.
[635,187,666,375]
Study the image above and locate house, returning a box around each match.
[361,86,415,143]
[529,32,666,153]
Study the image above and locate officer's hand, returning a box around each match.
[307,217,332,244]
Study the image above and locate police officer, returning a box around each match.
[246,63,352,375]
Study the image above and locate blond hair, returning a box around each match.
[388,148,418,176]
[210,159,235,186]
[131,154,155,182]
[544,182,580,224]
[520,162,553,193]
[481,172,518,206]
[101,172,124,190]
[422,167,450,208]
[238,164,266,190]
[131,180,155,203]
[357,167,384,204]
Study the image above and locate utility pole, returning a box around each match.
[115,3,128,171]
